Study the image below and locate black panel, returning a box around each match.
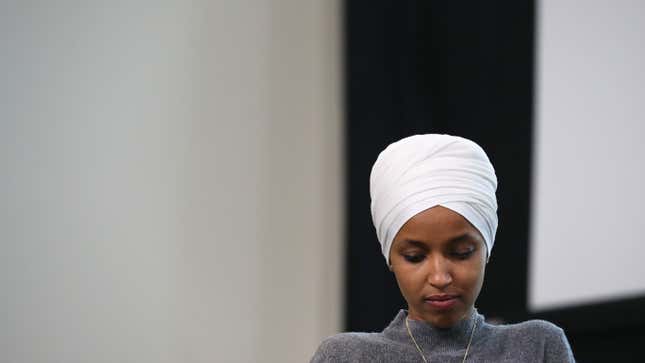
[344,0,534,330]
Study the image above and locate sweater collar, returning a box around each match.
[382,309,483,352]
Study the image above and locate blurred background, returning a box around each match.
[1,1,643,363]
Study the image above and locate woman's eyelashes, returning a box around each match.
[402,253,426,263]
[401,247,475,263]
[451,248,475,259]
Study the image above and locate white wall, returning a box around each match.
[0,1,342,362]
[530,0,645,311]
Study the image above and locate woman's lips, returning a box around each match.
[424,294,458,309]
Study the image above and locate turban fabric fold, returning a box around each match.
[369,134,498,265]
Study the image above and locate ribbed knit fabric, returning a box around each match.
[310,310,575,362]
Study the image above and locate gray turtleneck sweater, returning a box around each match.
[310,310,575,362]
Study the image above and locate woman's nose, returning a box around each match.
[427,256,452,289]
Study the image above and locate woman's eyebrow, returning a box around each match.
[400,233,479,248]
[400,239,428,249]
[447,233,478,245]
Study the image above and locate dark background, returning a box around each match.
[342,1,645,362]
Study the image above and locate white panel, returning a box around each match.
[531,0,645,311]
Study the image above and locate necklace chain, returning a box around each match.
[405,313,478,363]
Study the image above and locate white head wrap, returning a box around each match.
[370,134,498,265]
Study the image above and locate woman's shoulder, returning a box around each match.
[478,318,575,362]
[490,318,563,335]
[310,331,394,362]
[314,331,387,353]
[482,318,567,343]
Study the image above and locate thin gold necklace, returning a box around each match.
[405,313,478,363]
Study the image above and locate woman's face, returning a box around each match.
[390,205,486,328]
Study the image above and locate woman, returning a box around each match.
[311,134,575,362]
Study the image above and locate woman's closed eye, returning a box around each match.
[451,247,475,259]
[402,253,426,263]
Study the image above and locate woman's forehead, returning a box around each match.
[394,231,482,250]
[393,206,484,247]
